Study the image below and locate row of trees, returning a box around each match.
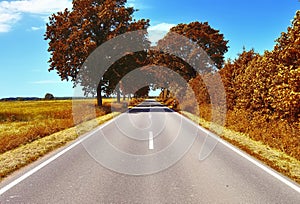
[186,11,299,124]
[45,0,299,125]
[45,0,228,106]
[186,11,299,159]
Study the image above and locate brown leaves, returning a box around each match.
[220,11,300,123]
[274,10,300,68]
[45,0,150,99]
[170,22,229,69]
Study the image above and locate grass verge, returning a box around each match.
[181,111,300,184]
[0,99,114,153]
[0,112,120,181]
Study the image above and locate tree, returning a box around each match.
[45,0,149,106]
[148,21,228,102]
[170,22,229,69]
[220,49,259,110]
[44,93,55,100]
[219,10,300,121]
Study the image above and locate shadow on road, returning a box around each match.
[128,108,174,113]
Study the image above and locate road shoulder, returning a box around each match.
[180,111,300,185]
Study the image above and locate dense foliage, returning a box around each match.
[220,11,300,123]
[170,22,229,69]
[186,11,300,159]
[45,0,149,105]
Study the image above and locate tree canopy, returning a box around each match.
[170,22,229,69]
[45,0,149,105]
[45,1,229,106]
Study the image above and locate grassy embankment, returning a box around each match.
[0,98,141,180]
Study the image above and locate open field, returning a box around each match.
[0,99,115,154]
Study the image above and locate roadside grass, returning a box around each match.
[0,112,120,180]
[0,99,113,154]
[181,111,300,184]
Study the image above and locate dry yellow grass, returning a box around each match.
[0,112,120,180]
[0,99,114,153]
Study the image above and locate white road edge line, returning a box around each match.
[0,114,123,196]
[175,111,300,194]
[218,137,300,193]
[149,131,154,150]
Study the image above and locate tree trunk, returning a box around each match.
[117,89,121,103]
[163,88,168,100]
[97,83,103,107]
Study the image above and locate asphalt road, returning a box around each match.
[0,99,300,203]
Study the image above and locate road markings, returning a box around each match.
[149,131,154,150]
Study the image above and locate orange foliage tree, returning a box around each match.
[45,0,149,106]
[220,10,300,122]
[153,22,229,101]
[170,22,229,69]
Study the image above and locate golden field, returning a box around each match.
[0,99,114,154]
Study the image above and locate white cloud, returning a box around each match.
[0,0,72,32]
[0,9,21,32]
[148,23,176,31]
[31,26,44,31]
[148,23,176,45]
[0,24,11,32]
[0,0,72,14]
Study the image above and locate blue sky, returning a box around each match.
[0,0,299,98]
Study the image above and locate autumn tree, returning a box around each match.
[220,10,300,122]
[170,22,229,69]
[151,21,228,102]
[220,49,259,110]
[45,0,149,106]
[274,10,300,69]
[266,10,300,121]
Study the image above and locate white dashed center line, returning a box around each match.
[149,131,154,150]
